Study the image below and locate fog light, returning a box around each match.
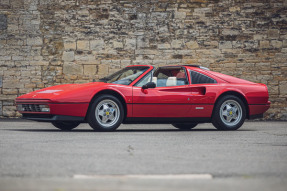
[39,105,50,112]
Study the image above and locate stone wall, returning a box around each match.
[0,0,286,120]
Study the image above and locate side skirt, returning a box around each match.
[123,117,211,124]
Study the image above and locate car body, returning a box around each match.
[15,65,270,131]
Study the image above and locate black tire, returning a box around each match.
[52,121,80,131]
[212,95,246,131]
[87,94,124,131]
[172,123,198,130]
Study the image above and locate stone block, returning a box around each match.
[90,39,104,51]
[0,14,7,30]
[158,43,171,49]
[30,61,49,66]
[204,41,218,48]
[84,65,97,76]
[135,49,158,55]
[186,41,199,49]
[267,29,279,39]
[279,81,287,95]
[64,41,76,50]
[229,7,240,12]
[62,51,74,62]
[253,34,267,40]
[268,86,279,95]
[256,63,270,70]
[244,41,259,49]
[174,11,186,19]
[19,88,33,94]
[25,84,37,88]
[98,64,109,77]
[121,60,131,67]
[0,101,2,116]
[10,0,24,9]
[75,54,94,61]
[260,40,270,49]
[2,106,16,117]
[77,40,90,50]
[270,40,282,49]
[0,94,17,101]
[3,79,20,89]
[3,89,18,95]
[151,12,168,20]
[63,63,83,75]
[27,37,42,46]
[113,41,123,49]
[125,38,136,50]
[137,36,149,48]
[219,41,232,49]
[171,40,182,49]
[0,56,11,61]
[222,29,240,36]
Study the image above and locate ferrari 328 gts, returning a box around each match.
[15,65,270,131]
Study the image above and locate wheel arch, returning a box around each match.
[85,89,127,121]
[213,91,249,119]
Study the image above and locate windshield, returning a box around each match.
[98,66,149,85]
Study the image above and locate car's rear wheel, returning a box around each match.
[52,121,80,131]
[212,95,246,131]
[172,123,198,130]
[87,94,124,131]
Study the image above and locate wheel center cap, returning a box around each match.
[229,111,233,115]
[106,111,110,115]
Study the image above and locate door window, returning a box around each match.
[154,67,188,87]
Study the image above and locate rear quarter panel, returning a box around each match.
[215,83,269,105]
[213,83,270,117]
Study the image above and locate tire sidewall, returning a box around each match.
[172,123,198,130]
[212,95,246,130]
[52,121,80,130]
[88,94,124,131]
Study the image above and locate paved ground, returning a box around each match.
[0,120,286,191]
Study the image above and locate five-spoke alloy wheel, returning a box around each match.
[212,95,246,130]
[88,94,124,131]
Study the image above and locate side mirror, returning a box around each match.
[142,82,156,89]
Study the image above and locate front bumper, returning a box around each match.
[16,99,89,118]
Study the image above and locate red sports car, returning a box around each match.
[15,65,270,131]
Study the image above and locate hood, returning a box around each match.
[16,82,106,102]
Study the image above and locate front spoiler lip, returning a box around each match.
[22,115,85,122]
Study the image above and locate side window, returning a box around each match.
[154,67,188,87]
[190,70,217,84]
[135,71,153,87]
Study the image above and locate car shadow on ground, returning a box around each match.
[5,128,255,132]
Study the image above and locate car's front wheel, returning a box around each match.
[87,95,124,131]
[212,95,246,131]
[52,121,80,131]
[172,123,198,130]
